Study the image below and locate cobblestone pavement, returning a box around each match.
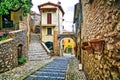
[24,57,69,80]
[0,58,54,80]
[0,55,86,80]
[66,54,87,80]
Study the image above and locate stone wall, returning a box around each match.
[9,30,28,57]
[81,0,120,80]
[0,30,27,73]
[0,39,17,73]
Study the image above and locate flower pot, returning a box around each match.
[82,41,89,46]
[84,45,93,53]
[89,39,105,54]
[81,41,89,50]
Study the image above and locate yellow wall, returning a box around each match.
[11,10,21,24]
[41,26,54,42]
[62,38,75,50]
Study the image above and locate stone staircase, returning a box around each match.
[28,33,50,61]
[24,58,69,80]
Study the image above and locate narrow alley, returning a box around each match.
[25,57,69,80]
[0,0,120,80]
[0,32,86,80]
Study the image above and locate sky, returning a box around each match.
[31,0,78,31]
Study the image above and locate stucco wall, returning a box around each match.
[41,26,54,42]
[11,10,21,24]
[81,0,120,80]
[62,38,75,50]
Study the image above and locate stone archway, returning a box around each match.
[58,34,76,56]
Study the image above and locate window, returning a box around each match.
[68,39,70,43]
[47,13,52,24]
[47,28,52,35]
[62,40,64,43]
[62,26,64,29]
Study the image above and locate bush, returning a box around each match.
[0,36,9,41]
[18,57,26,64]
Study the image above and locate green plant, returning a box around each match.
[18,57,26,63]
[0,36,9,41]
[0,0,33,16]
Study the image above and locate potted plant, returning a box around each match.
[18,57,26,64]
[89,39,105,54]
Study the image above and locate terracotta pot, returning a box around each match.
[81,41,89,50]
[89,39,105,54]
[84,45,93,53]
[82,41,89,46]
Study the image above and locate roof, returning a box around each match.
[38,2,65,16]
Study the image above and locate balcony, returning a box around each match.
[41,24,56,27]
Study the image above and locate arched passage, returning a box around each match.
[17,44,23,59]
[35,25,40,33]
[60,38,76,55]
[58,34,76,56]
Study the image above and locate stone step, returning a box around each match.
[34,72,66,78]
[26,75,65,80]
[44,67,67,70]
[28,52,47,56]
[38,69,66,73]
[28,55,48,58]
[29,56,50,61]
[28,50,46,53]
[28,49,44,51]
[25,58,69,80]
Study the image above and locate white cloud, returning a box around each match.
[31,0,78,31]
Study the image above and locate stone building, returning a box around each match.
[73,2,81,59]
[80,0,120,79]
[38,2,64,55]
[0,9,31,73]
[0,30,27,73]
[30,11,41,33]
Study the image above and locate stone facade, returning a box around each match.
[81,0,120,80]
[0,30,27,73]
[30,11,41,33]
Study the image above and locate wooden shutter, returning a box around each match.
[47,13,52,24]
